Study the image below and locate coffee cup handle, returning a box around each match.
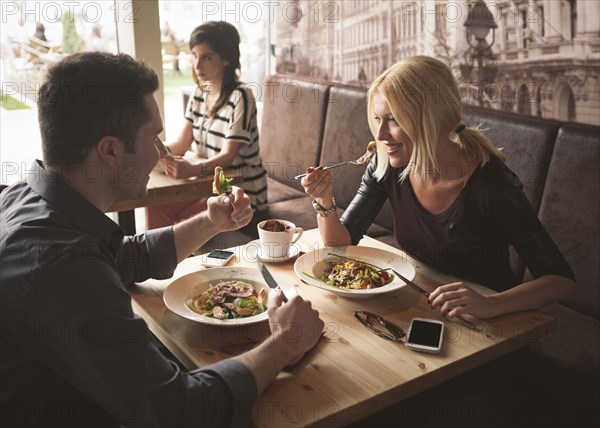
[291,227,303,244]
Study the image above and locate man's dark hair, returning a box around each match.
[38,52,159,164]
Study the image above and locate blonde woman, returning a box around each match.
[302,56,575,321]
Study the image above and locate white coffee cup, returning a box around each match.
[257,219,303,259]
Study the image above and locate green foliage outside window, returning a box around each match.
[62,11,84,54]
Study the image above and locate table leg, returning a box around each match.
[117,210,136,235]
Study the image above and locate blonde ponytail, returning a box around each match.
[451,125,505,165]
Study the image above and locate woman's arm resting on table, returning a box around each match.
[162,140,242,180]
[171,186,253,262]
[161,121,195,178]
[198,139,242,174]
[166,120,194,156]
[429,275,576,320]
[234,291,324,395]
[429,167,576,320]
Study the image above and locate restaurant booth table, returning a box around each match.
[133,229,557,427]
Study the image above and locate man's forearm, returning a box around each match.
[172,212,221,262]
[233,332,297,396]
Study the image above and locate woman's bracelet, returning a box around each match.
[312,197,336,217]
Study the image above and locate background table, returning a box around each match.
[108,164,240,234]
[132,229,555,427]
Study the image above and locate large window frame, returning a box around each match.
[114,1,164,134]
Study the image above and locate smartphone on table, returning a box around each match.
[200,249,235,267]
[405,318,444,353]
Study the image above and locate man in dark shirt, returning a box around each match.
[0,52,323,427]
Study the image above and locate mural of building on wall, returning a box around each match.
[273,0,599,126]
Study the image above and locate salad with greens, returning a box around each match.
[212,166,233,195]
[187,280,268,319]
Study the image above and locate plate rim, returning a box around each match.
[163,266,271,325]
[293,245,415,296]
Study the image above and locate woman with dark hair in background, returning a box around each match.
[147,21,267,229]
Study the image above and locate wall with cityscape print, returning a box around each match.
[272,0,599,125]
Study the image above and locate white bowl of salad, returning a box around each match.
[164,267,271,325]
[294,246,416,299]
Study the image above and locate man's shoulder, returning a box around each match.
[2,183,107,272]
[3,183,30,208]
[1,200,113,323]
[2,221,107,282]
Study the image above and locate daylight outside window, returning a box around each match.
[1,0,119,184]
[158,0,269,141]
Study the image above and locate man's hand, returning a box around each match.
[172,186,252,262]
[234,291,323,395]
[267,291,323,360]
[206,186,253,231]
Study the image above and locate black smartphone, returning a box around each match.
[200,249,235,267]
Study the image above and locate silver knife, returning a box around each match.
[256,256,296,302]
[391,268,477,329]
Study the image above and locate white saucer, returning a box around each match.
[243,239,301,263]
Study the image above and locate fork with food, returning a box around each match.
[212,166,234,200]
[294,141,377,180]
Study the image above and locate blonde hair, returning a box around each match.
[368,56,504,181]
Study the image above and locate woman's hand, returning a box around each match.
[161,156,199,179]
[301,166,334,207]
[429,282,503,320]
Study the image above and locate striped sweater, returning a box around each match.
[185,84,268,210]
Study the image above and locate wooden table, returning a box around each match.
[131,229,556,427]
[108,164,240,234]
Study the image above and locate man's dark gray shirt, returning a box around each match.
[0,161,257,427]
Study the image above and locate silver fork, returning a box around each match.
[294,151,375,180]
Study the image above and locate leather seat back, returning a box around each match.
[260,75,330,193]
[535,124,600,319]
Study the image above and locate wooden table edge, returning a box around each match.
[309,311,556,427]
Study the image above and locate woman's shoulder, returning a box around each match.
[188,86,203,107]
[478,156,522,190]
[191,85,203,98]
[229,83,257,103]
[472,156,537,220]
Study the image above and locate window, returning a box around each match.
[1,1,119,184]
[568,0,577,40]
[157,1,268,140]
[539,5,545,38]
